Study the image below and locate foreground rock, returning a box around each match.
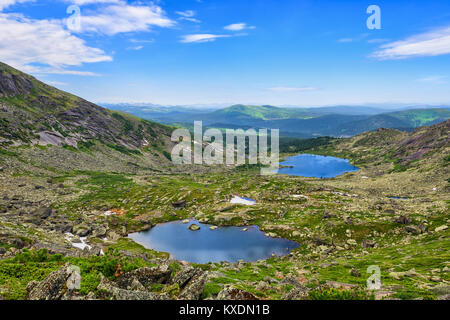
[217,286,259,300]
[281,285,310,300]
[97,275,170,300]
[25,262,210,300]
[27,263,78,300]
[115,265,172,288]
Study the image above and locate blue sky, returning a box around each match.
[1,0,450,106]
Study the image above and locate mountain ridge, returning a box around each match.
[103,102,450,138]
[0,62,173,152]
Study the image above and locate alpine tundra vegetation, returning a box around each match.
[0,62,449,301]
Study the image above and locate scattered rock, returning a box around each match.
[217,286,259,300]
[116,266,172,288]
[350,268,361,277]
[97,275,169,300]
[281,285,309,300]
[32,207,52,220]
[405,226,421,234]
[128,278,146,292]
[435,225,448,232]
[394,216,412,225]
[172,266,201,288]
[430,276,441,282]
[362,239,377,248]
[188,224,200,231]
[107,231,120,241]
[255,281,270,291]
[27,263,76,300]
[73,224,91,237]
[322,211,336,219]
[172,200,187,209]
[92,226,107,238]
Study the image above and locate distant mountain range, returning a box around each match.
[102,103,450,138]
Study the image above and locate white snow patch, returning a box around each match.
[65,233,91,251]
[292,194,309,199]
[230,196,256,206]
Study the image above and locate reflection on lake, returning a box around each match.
[277,154,359,178]
[129,220,300,263]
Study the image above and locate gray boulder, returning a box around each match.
[217,286,259,300]
[27,263,76,300]
[178,272,208,300]
[97,275,169,300]
[281,285,309,300]
[115,265,172,288]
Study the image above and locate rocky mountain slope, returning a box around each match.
[312,119,449,170]
[0,62,172,151]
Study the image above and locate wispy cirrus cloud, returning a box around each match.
[367,38,390,44]
[224,22,255,31]
[338,33,368,43]
[180,34,231,43]
[175,10,200,23]
[127,45,143,51]
[267,86,317,93]
[73,2,175,35]
[417,75,447,84]
[65,0,121,5]
[371,26,450,60]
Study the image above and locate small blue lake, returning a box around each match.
[277,154,359,178]
[129,220,300,263]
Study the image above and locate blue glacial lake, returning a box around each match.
[129,220,300,263]
[277,154,359,178]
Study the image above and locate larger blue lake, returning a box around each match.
[129,220,300,263]
[277,154,359,178]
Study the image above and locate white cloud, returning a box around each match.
[43,80,68,86]
[127,45,143,51]
[175,10,195,18]
[417,75,447,84]
[338,34,368,43]
[0,0,33,11]
[129,38,154,44]
[224,22,255,31]
[338,38,353,43]
[179,17,200,23]
[371,26,450,60]
[74,2,175,35]
[175,10,200,23]
[66,0,121,5]
[267,87,317,93]
[180,34,231,43]
[0,13,111,75]
[367,38,390,44]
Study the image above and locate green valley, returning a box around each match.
[0,62,448,301]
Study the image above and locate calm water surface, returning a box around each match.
[277,154,359,178]
[129,220,300,263]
